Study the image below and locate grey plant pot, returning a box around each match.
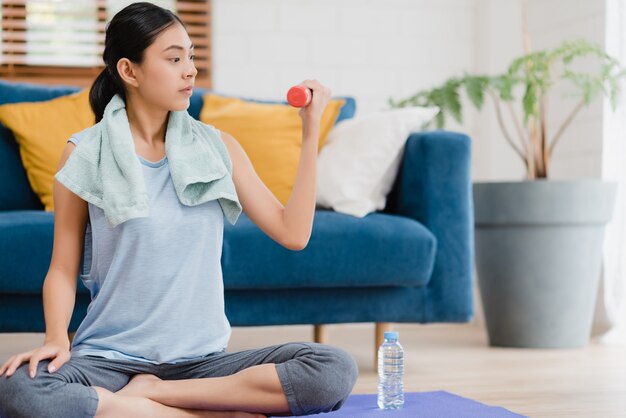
[474,180,617,348]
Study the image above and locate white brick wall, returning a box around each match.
[212,0,479,117]
[212,0,607,182]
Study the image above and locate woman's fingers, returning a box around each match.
[1,342,71,378]
[2,352,30,377]
[297,79,332,121]
[47,351,70,374]
[299,79,331,103]
[28,348,50,378]
[0,355,15,375]
[2,355,23,376]
[301,79,325,93]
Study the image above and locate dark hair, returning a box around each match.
[89,2,185,123]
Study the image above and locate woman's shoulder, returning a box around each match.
[67,127,89,146]
[68,124,99,146]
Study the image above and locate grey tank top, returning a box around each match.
[67,131,231,365]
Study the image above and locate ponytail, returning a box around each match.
[89,66,124,123]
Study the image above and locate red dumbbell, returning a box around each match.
[287,85,312,108]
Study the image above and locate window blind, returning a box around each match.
[0,0,212,87]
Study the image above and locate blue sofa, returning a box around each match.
[0,80,475,355]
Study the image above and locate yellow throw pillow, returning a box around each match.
[0,88,95,211]
[200,93,345,206]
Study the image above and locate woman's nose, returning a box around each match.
[185,65,197,79]
[189,64,198,78]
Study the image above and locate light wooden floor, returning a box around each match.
[1,322,625,417]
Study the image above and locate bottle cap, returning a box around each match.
[384,331,399,340]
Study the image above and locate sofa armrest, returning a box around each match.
[384,130,474,322]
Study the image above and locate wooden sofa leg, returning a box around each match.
[375,322,392,372]
[313,324,327,344]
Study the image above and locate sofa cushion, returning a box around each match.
[0,88,95,212]
[0,209,436,293]
[0,81,81,211]
[223,209,437,289]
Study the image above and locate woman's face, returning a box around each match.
[130,22,198,111]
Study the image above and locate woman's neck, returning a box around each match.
[125,93,169,146]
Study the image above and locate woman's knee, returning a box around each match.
[286,343,359,415]
[0,361,98,418]
[0,363,50,418]
[316,344,359,402]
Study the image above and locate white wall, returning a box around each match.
[212,3,477,106]
[212,0,607,182]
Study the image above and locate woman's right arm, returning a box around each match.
[43,141,89,348]
[0,141,88,378]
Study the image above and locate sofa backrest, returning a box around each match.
[0,80,355,211]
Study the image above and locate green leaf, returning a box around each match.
[522,83,537,123]
[465,76,486,109]
[442,80,462,123]
[386,38,626,135]
[492,75,515,101]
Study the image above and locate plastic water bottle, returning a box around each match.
[377,331,405,409]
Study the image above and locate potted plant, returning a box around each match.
[388,38,625,348]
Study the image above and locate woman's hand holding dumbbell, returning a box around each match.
[288,79,332,125]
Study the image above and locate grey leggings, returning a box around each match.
[0,341,359,418]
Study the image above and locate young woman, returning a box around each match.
[0,2,358,417]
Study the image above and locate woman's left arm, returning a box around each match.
[221,79,332,251]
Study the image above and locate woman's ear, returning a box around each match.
[116,58,139,88]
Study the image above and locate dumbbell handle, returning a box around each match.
[287,85,312,108]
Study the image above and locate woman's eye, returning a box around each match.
[170,56,194,63]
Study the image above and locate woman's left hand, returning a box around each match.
[297,79,332,125]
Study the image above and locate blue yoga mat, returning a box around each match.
[296,391,528,417]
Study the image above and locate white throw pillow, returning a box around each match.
[316,106,439,217]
